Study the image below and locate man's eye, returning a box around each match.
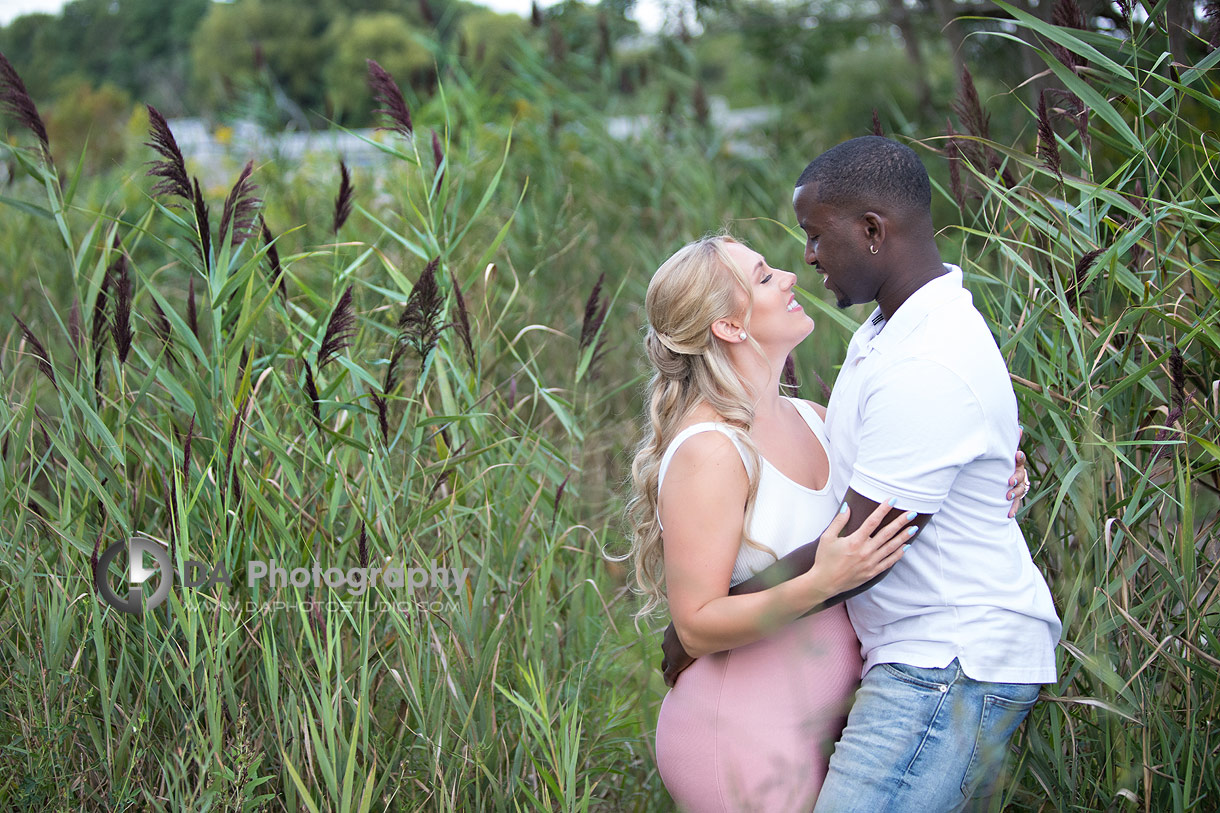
[761,274,772,284]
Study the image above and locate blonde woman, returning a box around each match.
[625,235,1029,811]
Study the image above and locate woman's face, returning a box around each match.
[723,241,813,353]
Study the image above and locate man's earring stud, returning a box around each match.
[869,245,878,255]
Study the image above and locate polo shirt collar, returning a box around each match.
[861,264,968,354]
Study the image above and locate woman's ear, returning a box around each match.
[710,318,744,344]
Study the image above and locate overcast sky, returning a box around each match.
[0,0,673,32]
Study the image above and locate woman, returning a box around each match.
[623,235,1029,811]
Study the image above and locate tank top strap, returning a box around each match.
[656,424,753,530]
[658,423,750,490]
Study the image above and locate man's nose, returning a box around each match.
[804,244,817,266]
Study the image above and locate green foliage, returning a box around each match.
[1,3,1219,811]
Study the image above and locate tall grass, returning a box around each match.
[939,5,1220,809]
[0,7,1217,811]
[0,55,665,811]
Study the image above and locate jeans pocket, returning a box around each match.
[960,689,1040,798]
[880,661,952,692]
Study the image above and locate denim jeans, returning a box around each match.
[813,658,1041,813]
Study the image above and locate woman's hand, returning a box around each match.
[1007,427,1031,518]
[801,500,916,600]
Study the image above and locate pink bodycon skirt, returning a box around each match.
[655,604,863,812]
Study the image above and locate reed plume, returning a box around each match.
[150,298,174,366]
[91,260,112,394]
[358,521,368,569]
[953,67,990,145]
[13,315,56,389]
[1208,0,1220,49]
[398,258,444,372]
[370,390,389,445]
[302,360,321,425]
[1065,248,1103,311]
[145,105,192,203]
[552,471,570,530]
[316,284,356,371]
[1036,91,1062,181]
[449,272,474,365]
[945,120,967,212]
[219,161,260,247]
[225,395,248,502]
[110,247,133,364]
[531,1,542,27]
[579,273,608,354]
[781,354,799,391]
[187,276,199,339]
[1050,0,1087,71]
[332,161,354,234]
[260,216,287,301]
[192,178,212,269]
[0,51,49,153]
[182,412,195,488]
[871,109,883,137]
[367,60,413,137]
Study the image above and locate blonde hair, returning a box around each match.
[620,234,775,621]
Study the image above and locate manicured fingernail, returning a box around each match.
[907,527,918,536]
[887,497,897,506]
[840,502,848,514]
[903,543,912,551]
[906,511,917,520]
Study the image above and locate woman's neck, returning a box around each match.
[732,347,788,424]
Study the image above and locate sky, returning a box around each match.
[0,0,673,32]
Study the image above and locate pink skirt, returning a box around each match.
[655,604,863,812]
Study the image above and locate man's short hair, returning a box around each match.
[795,136,931,214]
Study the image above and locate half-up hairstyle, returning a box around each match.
[619,234,775,621]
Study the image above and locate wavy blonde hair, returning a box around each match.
[619,234,775,621]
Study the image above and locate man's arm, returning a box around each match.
[660,490,931,687]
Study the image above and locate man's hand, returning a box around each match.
[659,491,929,688]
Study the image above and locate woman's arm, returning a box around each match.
[660,431,914,660]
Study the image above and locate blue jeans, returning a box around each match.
[813,658,1041,813]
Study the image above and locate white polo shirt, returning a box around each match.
[824,264,1060,684]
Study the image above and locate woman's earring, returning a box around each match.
[739,332,747,341]
[869,245,878,255]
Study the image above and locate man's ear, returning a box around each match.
[862,211,887,247]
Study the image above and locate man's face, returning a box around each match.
[792,183,874,309]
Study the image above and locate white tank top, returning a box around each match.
[657,397,842,586]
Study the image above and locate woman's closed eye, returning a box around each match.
[760,273,773,284]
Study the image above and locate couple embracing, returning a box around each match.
[624,136,1061,812]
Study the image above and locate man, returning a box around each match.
[661,136,1060,811]
[799,136,1060,811]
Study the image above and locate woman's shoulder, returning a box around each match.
[790,397,827,420]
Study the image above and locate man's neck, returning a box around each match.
[875,245,945,321]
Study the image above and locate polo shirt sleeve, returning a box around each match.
[847,358,988,514]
